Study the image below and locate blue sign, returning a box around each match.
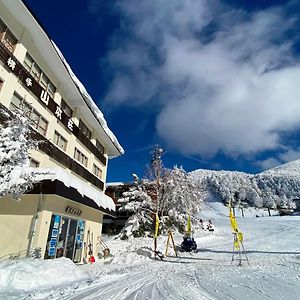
[51,229,58,238]
[48,247,55,257]
[53,215,61,229]
[50,238,57,247]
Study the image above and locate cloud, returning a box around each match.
[279,148,300,162]
[103,0,300,158]
[255,157,282,170]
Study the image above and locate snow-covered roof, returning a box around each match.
[31,167,115,212]
[51,42,124,157]
[1,0,124,158]
[106,182,127,187]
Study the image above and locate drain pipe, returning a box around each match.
[26,183,43,257]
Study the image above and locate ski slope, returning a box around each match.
[1,204,300,299]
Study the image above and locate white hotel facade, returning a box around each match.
[0,0,123,262]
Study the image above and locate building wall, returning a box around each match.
[0,3,116,261]
[0,3,108,188]
[0,194,104,261]
[0,194,39,258]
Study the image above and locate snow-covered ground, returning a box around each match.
[1,202,300,299]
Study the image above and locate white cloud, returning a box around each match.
[279,148,300,163]
[255,157,282,170]
[103,0,300,158]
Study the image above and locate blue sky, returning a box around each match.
[24,0,300,182]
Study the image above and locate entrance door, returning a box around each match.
[45,214,85,262]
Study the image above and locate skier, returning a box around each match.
[207,220,215,232]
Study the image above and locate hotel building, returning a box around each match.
[0,0,123,262]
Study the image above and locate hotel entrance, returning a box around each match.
[44,214,85,262]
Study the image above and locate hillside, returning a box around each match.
[190,159,300,209]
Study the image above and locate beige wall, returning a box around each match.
[0,194,39,258]
[0,194,104,262]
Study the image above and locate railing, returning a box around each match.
[0,104,104,191]
[0,41,107,166]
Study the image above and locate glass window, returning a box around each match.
[53,131,67,151]
[0,19,17,53]
[93,164,102,178]
[48,82,56,98]
[79,120,91,140]
[30,109,40,125]
[37,117,48,135]
[24,53,34,72]
[96,140,105,154]
[61,99,73,118]
[23,52,56,97]
[0,19,6,38]
[10,93,22,110]
[10,93,48,135]
[32,63,42,81]
[74,148,88,167]
[40,73,49,90]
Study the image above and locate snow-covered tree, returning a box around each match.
[0,110,38,199]
[118,146,203,238]
[159,166,202,232]
[191,163,300,211]
[117,178,154,239]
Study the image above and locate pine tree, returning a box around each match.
[0,109,38,199]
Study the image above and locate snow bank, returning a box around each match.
[0,257,89,293]
[51,41,124,156]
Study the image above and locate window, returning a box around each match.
[0,18,17,52]
[61,99,73,118]
[53,131,68,151]
[24,52,34,72]
[96,139,105,154]
[10,93,49,135]
[29,158,40,168]
[93,164,102,178]
[23,52,56,97]
[79,120,91,140]
[74,148,88,167]
[31,63,42,81]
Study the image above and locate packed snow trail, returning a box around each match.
[1,211,300,299]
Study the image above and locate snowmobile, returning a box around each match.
[180,214,197,252]
[181,236,197,252]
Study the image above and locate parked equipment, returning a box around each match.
[97,236,110,259]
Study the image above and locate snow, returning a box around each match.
[261,159,300,176]
[190,160,300,209]
[51,41,124,157]
[0,164,115,211]
[0,257,89,297]
[1,202,299,299]
[31,167,115,211]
